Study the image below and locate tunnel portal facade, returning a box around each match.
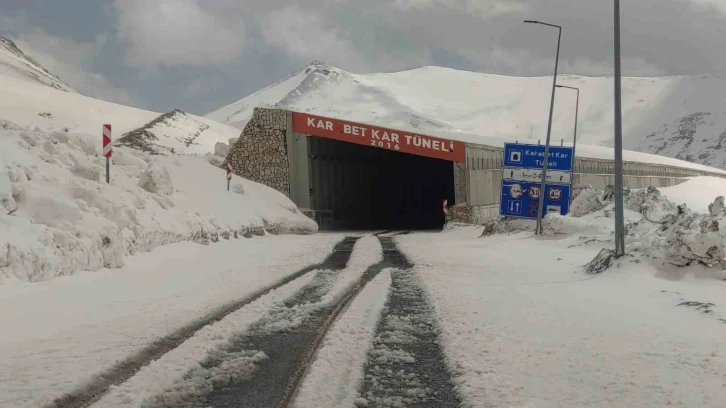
[224,108,466,230]
[224,107,725,230]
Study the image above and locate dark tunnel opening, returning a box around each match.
[309,137,456,231]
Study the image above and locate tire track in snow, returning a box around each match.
[357,236,462,408]
[173,236,385,408]
[46,236,359,408]
[144,234,411,407]
[289,269,392,408]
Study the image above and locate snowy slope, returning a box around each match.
[0,36,239,156]
[0,37,74,93]
[0,126,317,284]
[208,62,726,169]
[0,71,239,156]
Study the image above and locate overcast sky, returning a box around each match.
[2,0,726,115]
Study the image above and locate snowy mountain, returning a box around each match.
[207,62,726,169]
[0,37,75,93]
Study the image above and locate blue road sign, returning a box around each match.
[500,180,571,219]
[503,143,574,172]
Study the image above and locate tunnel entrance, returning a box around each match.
[309,137,455,231]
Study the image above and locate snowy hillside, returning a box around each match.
[0,67,239,156]
[0,37,75,93]
[208,62,726,169]
[0,41,316,285]
[0,126,317,284]
[118,109,219,155]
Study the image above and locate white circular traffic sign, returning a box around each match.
[509,184,523,199]
[548,187,563,201]
[528,186,541,199]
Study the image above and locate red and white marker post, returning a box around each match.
[103,124,112,183]
[226,162,232,191]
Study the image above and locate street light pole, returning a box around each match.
[524,20,562,235]
[556,85,579,205]
[555,85,579,161]
[613,0,626,256]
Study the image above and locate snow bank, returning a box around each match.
[137,164,173,195]
[479,178,726,279]
[0,126,317,284]
[564,183,726,277]
[660,176,726,213]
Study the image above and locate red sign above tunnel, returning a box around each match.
[292,112,466,163]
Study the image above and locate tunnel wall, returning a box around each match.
[224,108,291,197]
[452,172,691,224]
[286,115,311,209]
[451,144,721,224]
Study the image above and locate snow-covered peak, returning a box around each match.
[303,60,347,75]
[0,37,75,93]
[205,60,355,127]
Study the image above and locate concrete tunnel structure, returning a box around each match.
[224,107,726,230]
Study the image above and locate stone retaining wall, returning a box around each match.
[224,108,290,197]
[446,204,474,224]
[300,209,317,222]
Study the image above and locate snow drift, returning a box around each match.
[481,178,726,279]
[0,125,316,284]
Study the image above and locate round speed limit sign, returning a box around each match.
[528,185,541,200]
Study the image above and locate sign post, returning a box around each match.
[103,124,112,184]
[499,142,573,222]
[226,162,232,191]
[613,0,626,256]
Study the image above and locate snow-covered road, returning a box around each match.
[0,233,343,407]
[3,223,726,408]
[397,227,726,408]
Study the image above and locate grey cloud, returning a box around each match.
[3,0,726,115]
[114,0,247,68]
[10,27,143,107]
[677,0,726,14]
[220,0,726,77]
